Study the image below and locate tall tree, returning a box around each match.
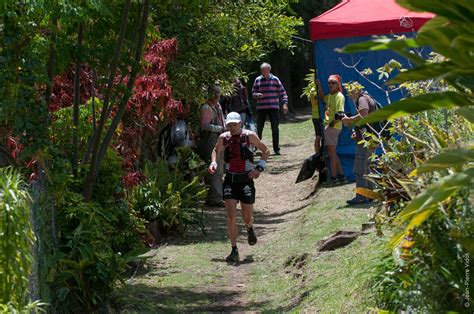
[152,0,303,103]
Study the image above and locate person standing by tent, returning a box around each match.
[316,75,347,185]
[197,84,226,206]
[342,82,376,204]
[252,62,289,155]
[208,112,270,263]
[310,78,323,153]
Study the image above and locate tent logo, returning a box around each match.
[400,16,413,28]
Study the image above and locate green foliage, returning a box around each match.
[0,2,50,159]
[130,147,208,235]
[45,190,147,312]
[153,0,303,103]
[342,0,474,311]
[0,168,46,311]
[50,99,102,160]
[34,140,147,311]
[301,69,316,100]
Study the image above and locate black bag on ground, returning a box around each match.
[296,153,325,184]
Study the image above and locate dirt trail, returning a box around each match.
[199,115,318,311]
[119,114,323,312]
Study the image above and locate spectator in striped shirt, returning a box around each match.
[252,62,289,155]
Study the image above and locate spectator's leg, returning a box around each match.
[312,118,322,153]
[240,112,246,126]
[355,144,374,190]
[324,127,343,177]
[354,144,367,188]
[207,152,224,204]
[315,136,322,153]
[327,145,338,178]
[269,109,280,153]
[336,155,345,177]
[256,109,267,140]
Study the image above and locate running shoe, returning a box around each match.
[337,176,348,184]
[323,177,338,187]
[226,249,240,263]
[274,150,281,156]
[347,195,371,205]
[247,225,257,245]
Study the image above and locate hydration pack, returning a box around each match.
[223,131,254,163]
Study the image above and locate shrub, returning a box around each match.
[45,190,147,312]
[129,147,207,236]
[37,147,147,311]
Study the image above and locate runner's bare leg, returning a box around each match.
[225,199,239,246]
[241,203,254,226]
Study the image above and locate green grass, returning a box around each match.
[246,194,383,312]
[262,118,313,143]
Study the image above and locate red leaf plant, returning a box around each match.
[49,38,183,188]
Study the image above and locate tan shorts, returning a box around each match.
[324,127,341,146]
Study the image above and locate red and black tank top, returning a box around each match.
[223,131,254,174]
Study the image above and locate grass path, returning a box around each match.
[116,114,382,312]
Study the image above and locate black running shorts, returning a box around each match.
[223,179,255,204]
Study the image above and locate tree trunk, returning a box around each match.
[72,22,83,176]
[95,0,150,173]
[45,16,58,106]
[82,0,132,200]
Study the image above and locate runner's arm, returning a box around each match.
[248,132,270,162]
[247,132,269,179]
[211,135,225,164]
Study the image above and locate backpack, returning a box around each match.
[357,92,392,141]
[223,131,254,163]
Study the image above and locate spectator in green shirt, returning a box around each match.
[316,75,348,185]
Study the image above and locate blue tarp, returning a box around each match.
[314,34,425,180]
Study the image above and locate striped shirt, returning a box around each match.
[252,74,288,110]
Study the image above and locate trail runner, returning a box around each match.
[208,112,270,263]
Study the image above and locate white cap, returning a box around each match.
[225,112,242,125]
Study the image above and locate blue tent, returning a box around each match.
[309,0,433,180]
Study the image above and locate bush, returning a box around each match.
[37,147,147,311]
[50,98,103,160]
[45,190,147,312]
[129,146,208,236]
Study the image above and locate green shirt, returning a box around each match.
[310,88,320,119]
[324,92,345,130]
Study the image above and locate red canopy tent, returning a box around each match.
[310,0,434,41]
[308,0,433,180]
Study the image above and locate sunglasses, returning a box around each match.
[328,81,338,85]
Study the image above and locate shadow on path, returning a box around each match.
[114,284,270,313]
